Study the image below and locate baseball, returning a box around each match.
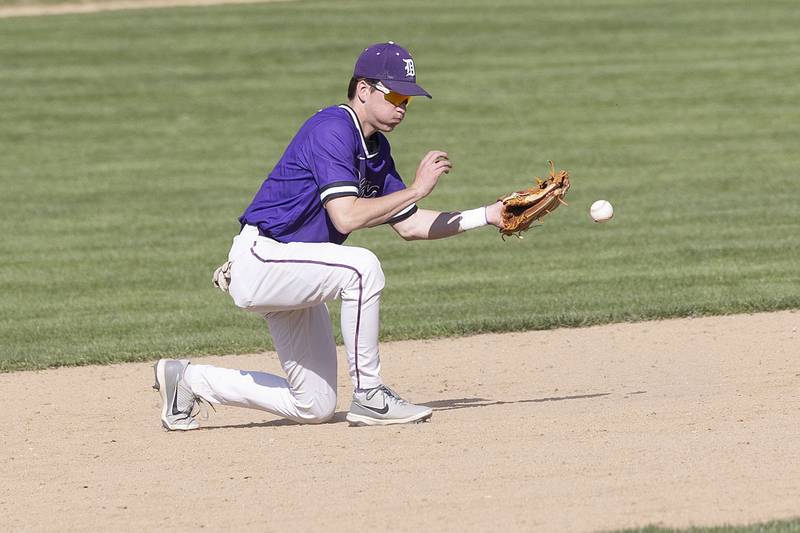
[590,200,614,223]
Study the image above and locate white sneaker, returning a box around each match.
[153,359,204,431]
[346,385,432,426]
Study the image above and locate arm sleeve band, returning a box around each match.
[457,206,488,232]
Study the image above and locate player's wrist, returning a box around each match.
[458,206,488,232]
[407,184,428,202]
[485,200,503,228]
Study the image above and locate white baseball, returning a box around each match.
[590,200,614,223]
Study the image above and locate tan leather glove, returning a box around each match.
[498,160,570,238]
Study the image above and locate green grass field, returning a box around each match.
[2,2,799,532]
[612,519,800,533]
[1,0,799,372]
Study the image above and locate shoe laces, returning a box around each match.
[366,384,407,405]
[190,395,216,421]
[176,379,216,422]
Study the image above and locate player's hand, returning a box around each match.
[411,151,452,198]
[485,200,504,229]
[212,261,232,293]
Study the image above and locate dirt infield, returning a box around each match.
[0,0,289,18]
[1,311,798,532]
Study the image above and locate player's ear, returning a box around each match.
[356,79,373,104]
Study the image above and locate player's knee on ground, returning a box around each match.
[292,395,337,424]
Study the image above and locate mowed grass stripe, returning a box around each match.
[1,0,799,371]
[610,517,800,533]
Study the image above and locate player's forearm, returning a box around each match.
[326,188,423,234]
[390,207,483,240]
[400,210,463,240]
[355,189,422,229]
[394,203,503,240]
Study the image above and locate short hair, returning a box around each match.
[347,77,379,100]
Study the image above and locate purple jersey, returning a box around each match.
[239,105,417,244]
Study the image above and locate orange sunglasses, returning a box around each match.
[370,81,412,107]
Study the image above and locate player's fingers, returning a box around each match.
[423,150,448,165]
[434,159,453,174]
[426,158,451,175]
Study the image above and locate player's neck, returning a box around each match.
[348,100,377,139]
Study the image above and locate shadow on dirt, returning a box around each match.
[422,393,613,411]
[196,418,300,430]
[194,392,623,429]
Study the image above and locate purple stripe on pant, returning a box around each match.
[249,245,366,388]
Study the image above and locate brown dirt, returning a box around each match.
[0,0,289,18]
[1,311,798,532]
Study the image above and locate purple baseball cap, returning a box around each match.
[353,42,431,98]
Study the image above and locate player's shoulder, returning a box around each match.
[306,105,356,130]
[301,105,358,142]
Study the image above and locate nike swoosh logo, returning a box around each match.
[171,385,182,416]
[360,402,389,415]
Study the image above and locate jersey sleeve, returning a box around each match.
[308,120,360,205]
[381,152,418,224]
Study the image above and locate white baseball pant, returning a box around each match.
[183,225,385,424]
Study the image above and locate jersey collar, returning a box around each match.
[338,104,379,160]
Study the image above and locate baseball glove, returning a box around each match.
[498,161,570,238]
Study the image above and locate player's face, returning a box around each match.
[366,84,409,132]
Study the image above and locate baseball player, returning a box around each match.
[154,42,505,430]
